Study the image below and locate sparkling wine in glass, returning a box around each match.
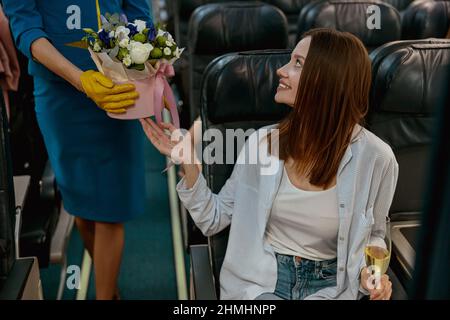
[364,216,391,288]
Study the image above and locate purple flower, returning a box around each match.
[98,29,111,48]
[147,24,157,42]
[120,14,128,24]
[100,15,108,25]
[127,23,138,36]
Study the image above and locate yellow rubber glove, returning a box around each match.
[80,70,139,114]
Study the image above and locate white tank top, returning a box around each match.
[265,166,339,261]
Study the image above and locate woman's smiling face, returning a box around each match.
[275,36,311,107]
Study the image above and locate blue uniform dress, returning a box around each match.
[3,0,153,222]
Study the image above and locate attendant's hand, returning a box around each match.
[360,267,393,300]
[80,70,139,113]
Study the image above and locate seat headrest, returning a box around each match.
[370,39,450,114]
[402,0,450,39]
[382,0,414,11]
[265,0,312,14]
[179,0,235,20]
[188,2,288,55]
[297,0,401,49]
[201,50,292,124]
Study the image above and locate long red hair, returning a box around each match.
[270,28,371,188]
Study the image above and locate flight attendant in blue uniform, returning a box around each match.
[3,0,152,299]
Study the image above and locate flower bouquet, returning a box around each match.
[81,13,182,126]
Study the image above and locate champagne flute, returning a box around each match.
[364,216,391,289]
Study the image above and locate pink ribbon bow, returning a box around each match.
[152,63,180,128]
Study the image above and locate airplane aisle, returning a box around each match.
[40,137,178,299]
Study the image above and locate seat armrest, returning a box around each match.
[0,257,35,299]
[13,176,30,210]
[50,207,74,264]
[190,244,217,300]
[19,162,60,267]
[13,175,31,258]
[387,267,408,300]
[391,220,420,278]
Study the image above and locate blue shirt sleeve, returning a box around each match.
[2,0,50,60]
[123,0,153,24]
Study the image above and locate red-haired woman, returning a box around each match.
[142,28,398,300]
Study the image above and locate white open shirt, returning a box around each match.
[177,124,399,300]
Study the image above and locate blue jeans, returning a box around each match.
[273,253,337,300]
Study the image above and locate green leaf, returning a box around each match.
[130,64,145,71]
[110,13,120,25]
[117,47,129,60]
[103,23,112,32]
[83,28,96,34]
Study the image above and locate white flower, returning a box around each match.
[157,29,174,42]
[163,47,172,56]
[129,41,153,64]
[93,42,102,52]
[115,26,130,40]
[126,41,133,51]
[157,29,166,37]
[134,19,147,33]
[123,54,132,67]
[166,40,174,47]
[119,38,130,48]
[173,47,182,59]
[109,30,115,38]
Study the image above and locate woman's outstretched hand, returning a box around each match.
[140,117,195,165]
[141,117,200,188]
[141,117,201,188]
[140,117,176,158]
